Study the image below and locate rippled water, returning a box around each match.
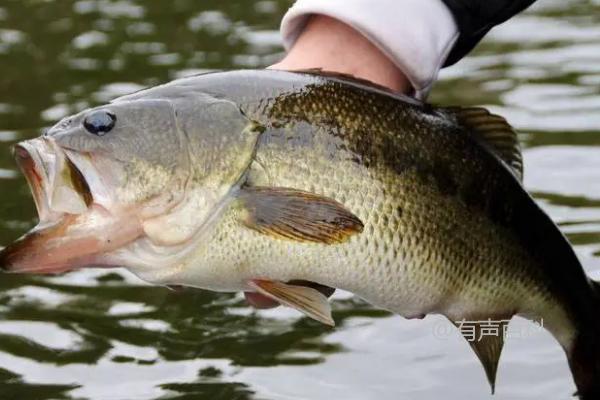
[0,1,599,399]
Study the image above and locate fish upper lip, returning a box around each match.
[13,139,55,223]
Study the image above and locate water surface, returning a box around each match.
[0,1,599,399]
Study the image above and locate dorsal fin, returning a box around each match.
[445,107,523,181]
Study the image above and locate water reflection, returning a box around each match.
[0,0,599,399]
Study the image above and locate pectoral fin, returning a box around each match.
[449,317,510,394]
[237,187,363,244]
[248,279,335,326]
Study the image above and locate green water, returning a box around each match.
[0,1,599,399]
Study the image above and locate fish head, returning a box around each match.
[0,93,260,279]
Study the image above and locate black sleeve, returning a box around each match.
[440,0,537,66]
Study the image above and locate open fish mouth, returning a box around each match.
[13,137,93,224]
[0,137,142,274]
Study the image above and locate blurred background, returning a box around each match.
[0,0,599,399]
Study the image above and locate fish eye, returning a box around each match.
[83,110,116,136]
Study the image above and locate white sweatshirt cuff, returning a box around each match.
[280,0,459,99]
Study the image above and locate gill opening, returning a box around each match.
[168,99,194,198]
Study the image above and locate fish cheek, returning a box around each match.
[118,159,180,204]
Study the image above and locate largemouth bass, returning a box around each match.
[1,70,599,397]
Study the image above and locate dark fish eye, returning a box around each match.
[83,110,116,136]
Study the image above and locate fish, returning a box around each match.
[1,69,599,397]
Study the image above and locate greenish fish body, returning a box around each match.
[1,70,599,397]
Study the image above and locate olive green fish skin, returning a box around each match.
[128,70,593,348]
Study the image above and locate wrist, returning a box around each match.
[269,15,411,94]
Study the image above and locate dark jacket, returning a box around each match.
[441,0,537,66]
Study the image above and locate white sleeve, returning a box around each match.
[280,0,459,99]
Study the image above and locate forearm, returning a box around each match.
[273,0,458,99]
[270,15,412,94]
